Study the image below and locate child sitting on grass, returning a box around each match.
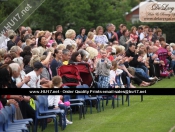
[48,76,72,125]
[95,49,112,88]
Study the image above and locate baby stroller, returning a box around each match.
[157,48,172,78]
[69,62,98,88]
[57,65,82,87]
[57,63,98,88]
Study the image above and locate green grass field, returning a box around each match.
[38,77,175,132]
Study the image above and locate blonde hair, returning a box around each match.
[87,32,94,39]
[65,29,76,39]
[137,43,144,49]
[170,43,175,47]
[7,30,16,38]
[31,48,40,56]
[26,39,31,46]
[40,55,47,62]
[0,49,7,58]
[96,26,103,35]
[51,76,62,88]
[99,44,108,50]
[46,47,54,54]
[10,46,20,53]
[115,45,125,54]
[57,44,66,50]
[100,48,107,53]
[37,31,46,38]
[120,45,125,52]
[86,47,98,59]
[30,55,41,68]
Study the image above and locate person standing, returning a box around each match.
[95,49,112,88]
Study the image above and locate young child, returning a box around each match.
[48,76,73,125]
[95,49,112,88]
[109,61,123,88]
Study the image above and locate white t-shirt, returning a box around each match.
[27,71,40,88]
[48,86,60,107]
[0,35,9,50]
[63,38,77,47]
[139,33,145,41]
[109,69,123,85]
[16,70,26,84]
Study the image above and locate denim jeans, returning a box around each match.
[171,61,175,73]
[98,75,110,88]
[135,68,150,79]
[138,65,149,76]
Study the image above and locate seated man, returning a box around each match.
[125,43,157,83]
[27,61,50,88]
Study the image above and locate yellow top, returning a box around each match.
[63,61,68,65]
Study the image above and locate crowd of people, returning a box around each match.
[0,23,175,125]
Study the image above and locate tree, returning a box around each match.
[26,0,131,33]
[0,0,132,34]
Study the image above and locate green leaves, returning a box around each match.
[0,0,132,33]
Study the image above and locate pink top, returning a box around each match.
[130,33,138,43]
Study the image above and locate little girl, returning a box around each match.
[48,76,73,125]
[109,60,123,88]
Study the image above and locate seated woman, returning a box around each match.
[50,49,63,77]
[94,26,108,45]
[68,51,82,64]
[13,58,31,88]
[48,76,72,125]
[136,46,150,76]
[78,49,90,62]
[114,45,134,78]
[86,47,99,72]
